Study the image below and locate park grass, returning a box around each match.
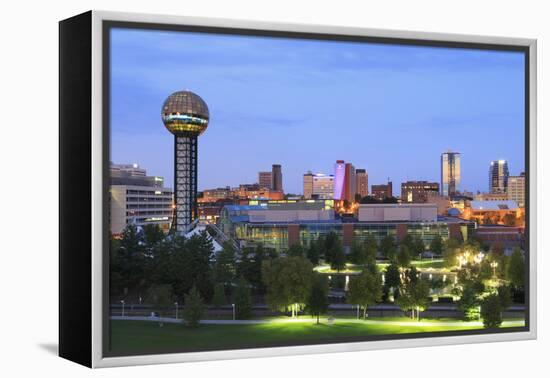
[109,317,524,354]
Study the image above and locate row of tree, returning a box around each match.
[295,232,444,272]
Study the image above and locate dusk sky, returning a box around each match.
[110,27,525,195]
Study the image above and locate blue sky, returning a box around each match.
[110,28,525,195]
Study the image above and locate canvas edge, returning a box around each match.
[89,10,538,368]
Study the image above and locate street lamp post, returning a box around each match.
[120,300,125,317]
[174,302,178,319]
[232,303,235,321]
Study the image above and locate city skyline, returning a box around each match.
[110,28,525,195]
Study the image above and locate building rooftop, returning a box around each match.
[470,200,519,211]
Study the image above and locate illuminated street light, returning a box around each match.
[474,252,484,264]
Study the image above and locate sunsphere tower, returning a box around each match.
[161,90,210,233]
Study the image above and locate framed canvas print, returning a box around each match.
[59,10,537,368]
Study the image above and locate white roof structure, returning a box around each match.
[184,224,223,253]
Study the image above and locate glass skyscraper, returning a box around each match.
[441,151,461,197]
[489,160,510,193]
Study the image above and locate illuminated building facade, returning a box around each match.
[258,171,272,189]
[304,172,334,199]
[199,187,232,203]
[401,181,439,203]
[356,169,368,199]
[371,182,393,201]
[489,160,509,194]
[508,173,526,208]
[303,172,314,199]
[441,151,461,197]
[344,163,356,202]
[220,202,474,253]
[462,200,525,227]
[333,160,346,200]
[474,192,509,202]
[110,163,173,235]
[333,160,356,202]
[161,91,209,232]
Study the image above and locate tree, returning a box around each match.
[152,232,214,302]
[306,240,321,265]
[382,197,399,204]
[111,224,147,296]
[352,235,377,267]
[412,237,425,258]
[237,244,276,294]
[497,285,513,311]
[328,241,346,272]
[287,244,305,258]
[396,276,431,320]
[142,224,165,249]
[380,235,397,262]
[234,277,252,319]
[211,283,226,307]
[384,264,401,294]
[364,234,378,264]
[455,282,481,320]
[429,235,444,255]
[346,270,383,319]
[397,244,412,268]
[213,242,237,290]
[323,232,345,270]
[306,274,330,324]
[262,256,314,317]
[480,294,503,329]
[146,284,173,326]
[400,234,415,252]
[442,238,461,268]
[183,286,205,327]
[360,196,381,204]
[506,248,525,288]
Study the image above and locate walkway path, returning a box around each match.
[110,316,525,328]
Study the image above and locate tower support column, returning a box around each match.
[173,135,198,233]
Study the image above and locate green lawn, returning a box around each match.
[109,317,524,354]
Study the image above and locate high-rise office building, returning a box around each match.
[401,181,439,203]
[489,160,509,194]
[111,162,164,187]
[356,169,368,199]
[303,172,314,199]
[304,172,334,199]
[271,164,283,192]
[508,172,526,207]
[110,163,173,235]
[371,182,393,201]
[344,163,356,202]
[333,160,357,202]
[441,151,461,197]
[258,171,272,189]
[161,90,210,232]
[110,162,146,177]
[334,160,346,200]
